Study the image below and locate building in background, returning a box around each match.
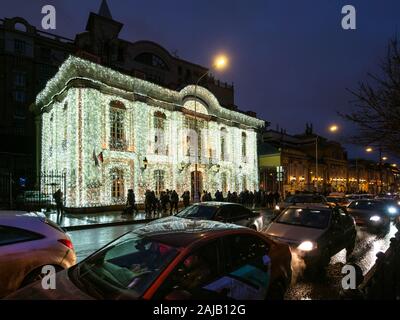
[257,125,400,195]
[1,0,256,184]
[34,56,264,208]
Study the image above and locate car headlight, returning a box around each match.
[297,241,317,252]
[397,201,400,206]
[369,215,381,222]
[275,205,280,211]
[387,206,398,215]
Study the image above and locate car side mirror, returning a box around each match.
[165,289,192,300]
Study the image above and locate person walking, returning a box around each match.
[182,191,190,208]
[53,189,63,224]
[125,189,138,217]
[170,190,179,214]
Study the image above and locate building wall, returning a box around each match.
[41,84,259,208]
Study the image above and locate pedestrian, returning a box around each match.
[170,190,179,214]
[160,191,168,215]
[274,190,280,206]
[151,191,158,217]
[182,191,190,207]
[267,192,274,209]
[125,189,137,217]
[145,189,152,217]
[53,189,63,224]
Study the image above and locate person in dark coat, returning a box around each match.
[274,191,280,206]
[145,190,152,217]
[126,189,138,216]
[53,189,63,224]
[170,190,179,214]
[182,191,190,208]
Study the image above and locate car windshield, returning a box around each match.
[326,197,346,203]
[176,205,218,220]
[72,232,179,299]
[276,208,331,229]
[285,195,325,204]
[348,201,386,210]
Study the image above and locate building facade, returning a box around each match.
[34,56,264,208]
[1,0,253,180]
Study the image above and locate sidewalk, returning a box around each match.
[43,210,157,231]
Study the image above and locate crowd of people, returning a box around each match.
[124,188,282,218]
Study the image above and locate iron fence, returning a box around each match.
[0,171,66,211]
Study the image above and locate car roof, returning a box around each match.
[193,201,241,207]
[0,211,47,230]
[132,217,247,248]
[286,203,332,210]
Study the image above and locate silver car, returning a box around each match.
[0,211,76,298]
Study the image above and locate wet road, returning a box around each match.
[68,224,143,262]
[283,223,399,300]
[67,212,399,299]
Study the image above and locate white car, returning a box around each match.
[0,211,76,298]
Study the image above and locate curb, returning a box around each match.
[63,218,157,231]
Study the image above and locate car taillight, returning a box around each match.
[58,239,74,250]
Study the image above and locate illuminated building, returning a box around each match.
[33,56,264,208]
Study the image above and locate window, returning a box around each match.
[14,71,26,87]
[154,112,166,155]
[40,47,51,61]
[14,39,26,55]
[241,132,247,161]
[111,169,124,201]
[110,103,126,151]
[155,241,221,299]
[184,117,204,159]
[134,52,169,70]
[14,90,26,104]
[221,172,228,193]
[220,128,227,161]
[154,170,165,195]
[0,226,43,246]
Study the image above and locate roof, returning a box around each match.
[286,203,331,210]
[34,56,265,129]
[132,216,245,248]
[193,201,242,207]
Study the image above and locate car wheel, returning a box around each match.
[266,279,287,300]
[20,265,63,288]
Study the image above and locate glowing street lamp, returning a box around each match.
[329,124,338,133]
[366,147,373,153]
[382,156,388,161]
[193,54,229,202]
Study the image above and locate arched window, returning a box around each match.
[220,128,227,161]
[154,170,165,195]
[154,111,166,155]
[109,101,126,150]
[241,132,247,161]
[134,53,169,70]
[111,169,124,201]
[14,22,27,32]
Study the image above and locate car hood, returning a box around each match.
[347,208,383,218]
[265,222,325,245]
[5,269,93,300]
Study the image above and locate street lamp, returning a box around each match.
[329,124,338,133]
[366,147,373,153]
[193,54,228,202]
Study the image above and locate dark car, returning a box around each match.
[373,198,400,219]
[274,194,327,213]
[175,202,264,231]
[347,200,391,232]
[265,204,357,270]
[6,218,292,300]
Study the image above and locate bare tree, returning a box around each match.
[340,38,400,157]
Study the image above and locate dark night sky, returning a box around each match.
[2,0,400,162]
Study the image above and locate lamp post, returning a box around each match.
[193,55,228,202]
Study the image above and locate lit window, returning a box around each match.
[241,132,247,161]
[111,169,124,201]
[154,112,166,155]
[109,101,126,151]
[154,170,165,196]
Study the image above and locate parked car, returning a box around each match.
[0,211,76,298]
[174,202,264,231]
[265,204,356,270]
[346,200,391,231]
[274,194,327,213]
[345,194,374,201]
[6,218,292,300]
[326,196,351,208]
[373,198,400,219]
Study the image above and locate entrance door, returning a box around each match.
[191,171,203,200]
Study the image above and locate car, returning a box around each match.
[174,202,265,231]
[346,200,391,231]
[0,211,76,298]
[274,194,327,213]
[345,194,374,201]
[265,204,357,271]
[373,198,400,219]
[326,196,351,208]
[6,217,292,300]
